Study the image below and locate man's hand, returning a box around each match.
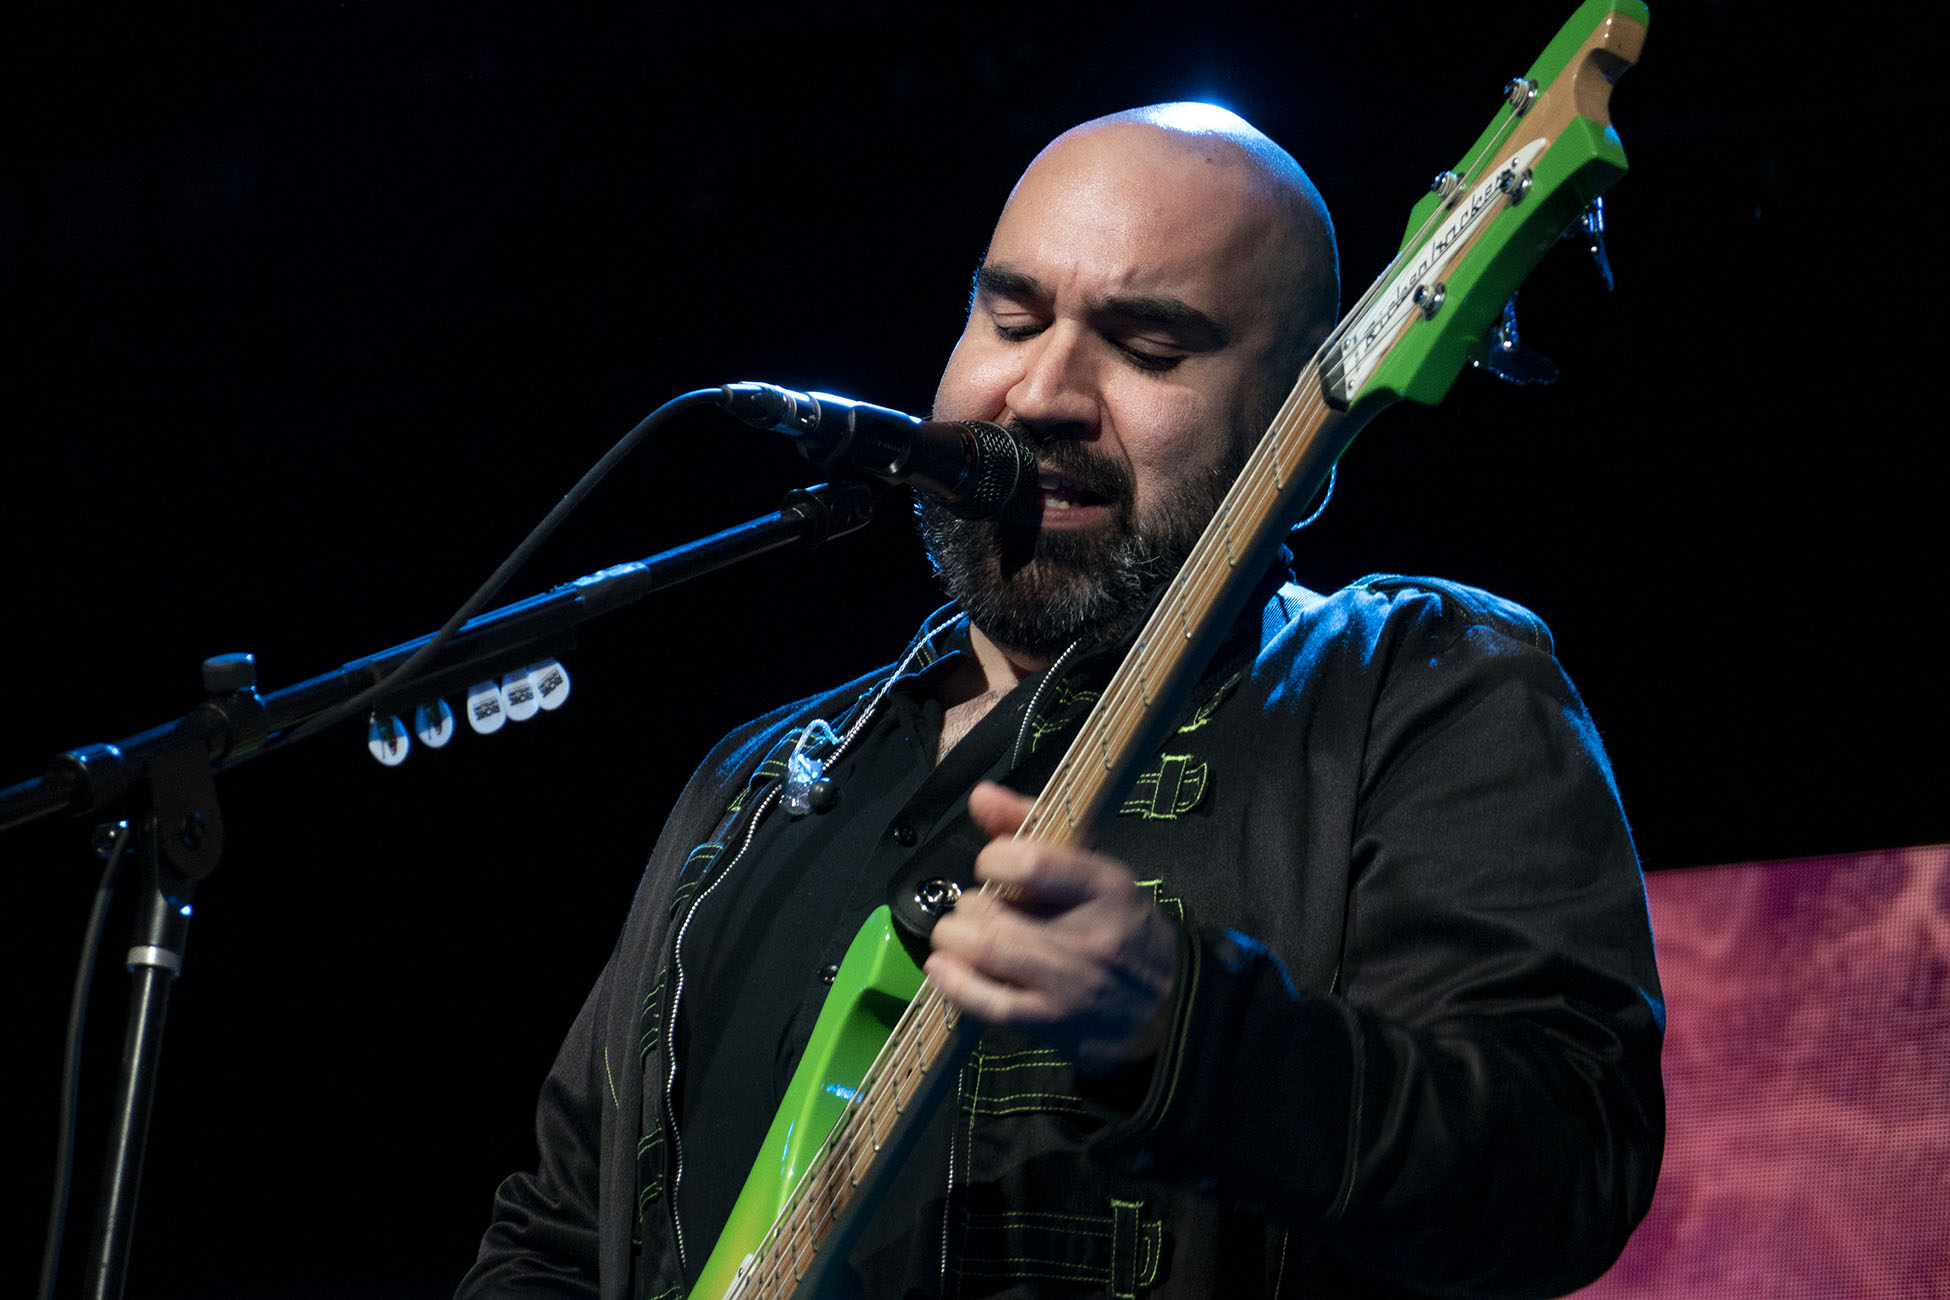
[925,781,1179,1075]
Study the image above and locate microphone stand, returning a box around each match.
[7,478,879,1300]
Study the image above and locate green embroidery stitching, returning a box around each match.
[1175,670,1241,733]
[965,1054,1067,1073]
[722,726,804,818]
[1110,1198,1138,1299]
[1134,878,1185,924]
[970,1046,1065,1067]
[640,968,669,1059]
[1117,752,1208,819]
[968,1042,1081,1114]
[1026,678,1100,753]
[961,1209,1111,1232]
[956,1204,1161,1291]
[965,1090,1087,1117]
[956,1259,1100,1281]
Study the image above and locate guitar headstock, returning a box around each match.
[1321,0,1649,412]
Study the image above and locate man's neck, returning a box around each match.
[933,623,1050,765]
[967,623,1049,696]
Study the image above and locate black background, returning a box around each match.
[4,3,1937,1296]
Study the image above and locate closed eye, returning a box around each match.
[974,262,1220,375]
[1113,340,1183,372]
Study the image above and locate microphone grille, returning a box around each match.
[949,421,1034,520]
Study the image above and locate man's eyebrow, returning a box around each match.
[1095,293,1229,352]
[972,264,1046,304]
[973,263,1229,352]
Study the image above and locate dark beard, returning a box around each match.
[916,431,1245,661]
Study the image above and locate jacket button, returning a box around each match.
[892,822,918,846]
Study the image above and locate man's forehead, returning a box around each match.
[986,125,1282,305]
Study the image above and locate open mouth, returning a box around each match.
[1037,471,1113,511]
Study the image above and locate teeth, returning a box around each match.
[1038,469,1102,512]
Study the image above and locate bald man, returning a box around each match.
[460,106,1663,1300]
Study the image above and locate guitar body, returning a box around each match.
[691,906,923,1300]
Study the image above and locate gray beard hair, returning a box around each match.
[915,443,1245,662]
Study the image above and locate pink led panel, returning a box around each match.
[1576,844,1949,1299]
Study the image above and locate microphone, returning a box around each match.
[718,381,1032,520]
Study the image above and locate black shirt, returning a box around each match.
[671,629,1084,1283]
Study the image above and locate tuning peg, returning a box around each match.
[1568,196,1614,291]
[368,712,410,766]
[1473,293,1558,387]
[466,680,507,734]
[414,699,456,748]
[533,659,571,711]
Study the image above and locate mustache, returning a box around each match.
[1005,423,1134,509]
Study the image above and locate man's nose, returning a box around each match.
[1004,322,1099,438]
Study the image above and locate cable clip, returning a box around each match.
[783,719,840,816]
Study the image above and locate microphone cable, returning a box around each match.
[280,388,722,746]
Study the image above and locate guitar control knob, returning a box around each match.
[915,878,962,917]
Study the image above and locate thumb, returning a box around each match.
[968,780,1033,839]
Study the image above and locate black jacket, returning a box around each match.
[459,575,1664,1299]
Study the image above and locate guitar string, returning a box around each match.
[735,989,958,1297]
[765,989,958,1290]
[724,87,1541,1295]
[762,984,959,1292]
[729,975,961,1294]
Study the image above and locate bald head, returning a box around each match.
[1006,103,1339,413]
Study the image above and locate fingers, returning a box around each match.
[925,899,1176,1072]
[967,780,1032,838]
[941,781,1179,1070]
[970,781,1110,907]
[974,837,1115,909]
[925,945,1057,1028]
[931,888,1092,997]
[927,855,1178,1071]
